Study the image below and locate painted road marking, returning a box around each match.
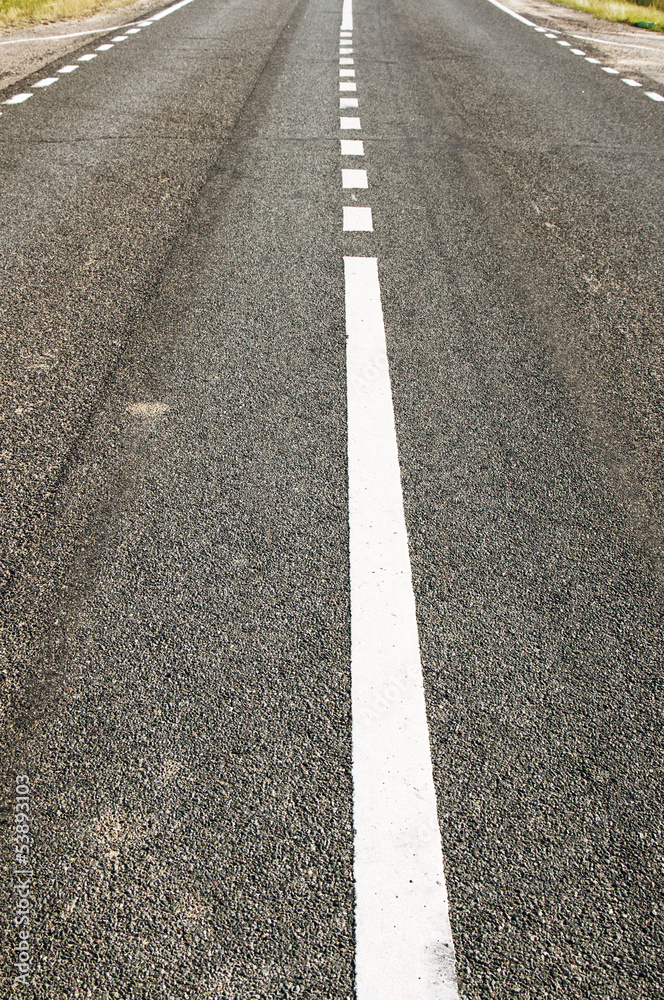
[341,116,362,129]
[341,97,359,108]
[345,256,458,1000]
[58,64,79,72]
[570,48,585,55]
[126,27,141,33]
[3,93,32,103]
[96,44,114,50]
[621,78,642,86]
[78,54,97,61]
[645,91,664,101]
[342,168,368,188]
[483,0,535,26]
[602,66,620,74]
[340,57,355,65]
[341,139,364,155]
[341,0,353,30]
[545,32,557,38]
[33,77,58,87]
[340,47,354,53]
[343,207,373,231]
[585,57,601,64]
[113,35,129,40]
[340,69,356,77]
[340,81,357,91]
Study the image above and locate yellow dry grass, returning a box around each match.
[0,0,138,32]
[544,0,664,28]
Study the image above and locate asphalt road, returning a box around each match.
[1,0,663,996]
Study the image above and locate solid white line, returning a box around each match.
[341,0,353,31]
[33,77,59,87]
[344,256,458,1000]
[340,47,353,53]
[645,90,664,101]
[556,39,571,46]
[545,32,557,38]
[482,0,535,27]
[572,33,664,51]
[0,19,145,43]
[341,139,364,154]
[342,168,368,188]
[341,116,362,129]
[343,207,373,231]
[151,0,196,20]
[340,81,357,91]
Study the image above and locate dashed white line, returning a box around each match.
[585,57,601,64]
[96,44,114,51]
[341,116,362,129]
[602,66,620,74]
[570,48,585,55]
[78,53,97,61]
[344,255,458,1000]
[482,0,535,26]
[340,97,359,108]
[341,139,364,155]
[645,91,664,101]
[58,65,79,72]
[340,57,355,65]
[113,35,129,41]
[621,78,642,87]
[340,68,356,77]
[3,93,32,104]
[33,77,59,88]
[342,168,368,188]
[340,81,357,91]
[343,207,373,231]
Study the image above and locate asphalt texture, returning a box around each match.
[0,0,663,996]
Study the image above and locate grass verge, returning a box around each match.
[545,0,664,31]
[0,0,139,32]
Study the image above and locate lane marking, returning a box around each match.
[585,56,601,63]
[340,81,357,91]
[340,97,359,107]
[150,0,197,21]
[96,43,114,50]
[556,39,571,46]
[341,0,353,31]
[572,33,664,51]
[3,92,32,103]
[340,57,355,64]
[570,48,585,55]
[621,78,642,86]
[341,116,362,128]
[343,207,373,230]
[344,256,458,1000]
[341,139,364,154]
[113,35,129,40]
[483,0,535,25]
[342,168,368,188]
[340,68,356,77]
[125,27,141,33]
[602,66,620,73]
[58,64,79,71]
[645,90,664,100]
[78,54,96,61]
[33,77,58,87]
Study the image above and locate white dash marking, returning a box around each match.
[340,81,357,91]
[344,255,458,1000]
[342,168,368,188]
[585,57,601,63]
[33,77,58,87]
[112,35,129,40]
[556,39,571,45]
[545,32,557,38]
[340,68,356,77]
[125,27,141,33]
[570,48,585,55]
[341,97,359,108]
[343,207,373,231]
[602,66,620,74]
[3,92,32,103]
[621,78,641,86]
[645,90,664,101]
[96,43,114,50]
[340,47,354,53]
[533,25,548,31]
[136,19,154,25]
[341,0,353,30]
[341,139,364,155]
[78,53,97,61]
[58,64,79,72]
[341,116,361,129]
[340,57,355,65]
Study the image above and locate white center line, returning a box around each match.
[342,168,368,188]
[343,207,373,231]
[585,57,601,64]
[3,92,32,104]
[125,27,141,34]
[112,35,129,41]
[556,39,571,46]
[341,139,364,155]
[340,57,355,64]
[345,256,458,1000]
[570,48,585,55]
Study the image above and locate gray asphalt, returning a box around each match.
[0,0,663,996]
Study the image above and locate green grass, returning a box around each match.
[0,0,137,32]
[541,0,664,30]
